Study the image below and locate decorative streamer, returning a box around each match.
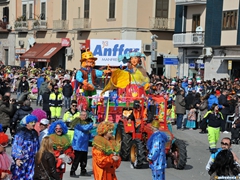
[104,97,110,122]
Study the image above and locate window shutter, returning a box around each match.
[62,0,67,20]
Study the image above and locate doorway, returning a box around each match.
[4,49,8,65]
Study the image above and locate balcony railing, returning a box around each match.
[149,18,175,30]
[175,0,206,5]
[173,32,205,46]
[32,20,47,30]
[14,21,28,31]
[73,18,91,30]
[53,20,68,31]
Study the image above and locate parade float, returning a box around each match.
[76,50,187,170]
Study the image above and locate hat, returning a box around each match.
[40,118,49,125]
[196,76,201,84]
[81,49,97,62]
[21,115,38,125]
[0,132,8,147]
[216,90,221,96]
[97,121,114,135]
[151,120,160,129]
[31,109,47,122]
[171,78,176,85]
[118,51,145,64]
[156,81,163,86]
[188,78,193,85]
[237,93,240,97]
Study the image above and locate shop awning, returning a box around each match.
[20,43,63,62]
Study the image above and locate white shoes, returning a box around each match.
[223,131,229,134]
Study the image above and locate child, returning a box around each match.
[186,105,196,130]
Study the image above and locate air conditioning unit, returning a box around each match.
[192,35,203,44]
[19,40,24,46]
[203,47,213,57]
[6,24,12,30]
[65,47,73,56]
[143,44,151,53]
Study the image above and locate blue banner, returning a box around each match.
[163,58,179,65]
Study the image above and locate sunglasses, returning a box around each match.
[40,123,47,126]
[221,142,230,146]
[72,105,77,107]
[0,142,8,148]
[55,128,62,131]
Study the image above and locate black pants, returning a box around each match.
[70,150,88,172]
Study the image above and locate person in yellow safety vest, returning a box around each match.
[63,100,80,143]
[49,85,63,120]
[63,100,80,127]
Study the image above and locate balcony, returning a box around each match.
[149,18,175,30]
[73,18,91,30]
[14,21,28,31]
[175,0,206,5]
[32,20,47,31]
[173,32,205,47]
[53,20,69,32]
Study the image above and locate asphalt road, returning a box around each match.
[6,97,236,180]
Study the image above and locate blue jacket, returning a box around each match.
[208,95,222,109]
[147,131,168,170]
[37,76,44,89]
[72,123,93,152]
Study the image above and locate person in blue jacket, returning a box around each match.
[208,90,222,110]
[147,120,168,180]
[69,110,94,177]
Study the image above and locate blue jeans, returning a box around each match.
[64,97,71,109]
[176,114,184,129]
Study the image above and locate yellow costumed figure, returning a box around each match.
[101,51,150,97]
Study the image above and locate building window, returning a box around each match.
[41,2,46,20]
[155,0,168,18]
[62,0,67,20]
[109,0,115,19]
[22,4,27,20]
[78,7,80,18]
[29,4,33,19]
[192,14,200,32]
[222,10,238,30]
[84,0,89,18]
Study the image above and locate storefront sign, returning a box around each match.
[163,57,179,65]
[90,39,141,66]
[228,60,232,70]
[61,38,71,47]
[15,48,26,54]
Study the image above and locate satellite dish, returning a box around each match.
[196,26,203,34]
[28,37,36,46]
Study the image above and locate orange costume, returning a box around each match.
[92,122,121,180]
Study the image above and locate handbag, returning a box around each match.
[40,161,53,180]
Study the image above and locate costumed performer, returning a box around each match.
[11,115,39,180]
[101,51,150,97]
[147,120,168,180]
[92,121,121,180]
[0,124,12,180]
[76,49,109,106]
[48,120,75,180]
